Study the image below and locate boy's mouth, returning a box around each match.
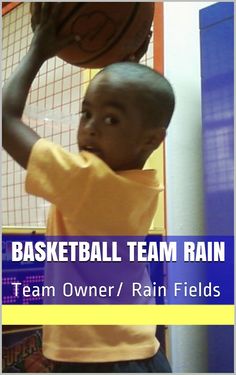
[80,145,102,157]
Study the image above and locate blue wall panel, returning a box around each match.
[200,2,234,236]
[200,2,234,373]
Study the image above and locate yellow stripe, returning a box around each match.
[2,226,46,234]
[3,305,234,325]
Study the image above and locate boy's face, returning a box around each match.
[78,72,150,171]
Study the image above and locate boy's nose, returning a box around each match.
[84,119,97,136]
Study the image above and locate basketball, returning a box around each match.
[30,2,154,68]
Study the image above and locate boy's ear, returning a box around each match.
[143,127,166,151]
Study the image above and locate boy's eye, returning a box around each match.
[104,116,119,126]
[80,110,91,120]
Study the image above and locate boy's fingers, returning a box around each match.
[40,2,52,24]
[31,3,42,29]
[127,32,152,62]
[139,32,152,53]
[57,34,77,51]
[51,2,64,20]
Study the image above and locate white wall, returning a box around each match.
[164,2,215,373]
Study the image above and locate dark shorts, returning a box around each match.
[53,348,172,373]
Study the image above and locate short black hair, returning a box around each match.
[98,62,175,129]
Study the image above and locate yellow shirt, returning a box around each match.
[26,138,161,362]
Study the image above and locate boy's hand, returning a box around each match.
[126,31,152,63]
[30,2,75,61]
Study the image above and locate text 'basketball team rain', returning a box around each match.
[10,240,225,262]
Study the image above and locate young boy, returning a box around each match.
[3,4,174,373]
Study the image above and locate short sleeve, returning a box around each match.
[25,138,160,234]
[25,138,112,217]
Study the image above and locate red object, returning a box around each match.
[2,2,21,16]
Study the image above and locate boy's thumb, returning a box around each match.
[57,34,79,51]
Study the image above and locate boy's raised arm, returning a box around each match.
[2,3,74,169]
[3,48,44,169]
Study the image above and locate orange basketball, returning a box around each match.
[31,2,154,68]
